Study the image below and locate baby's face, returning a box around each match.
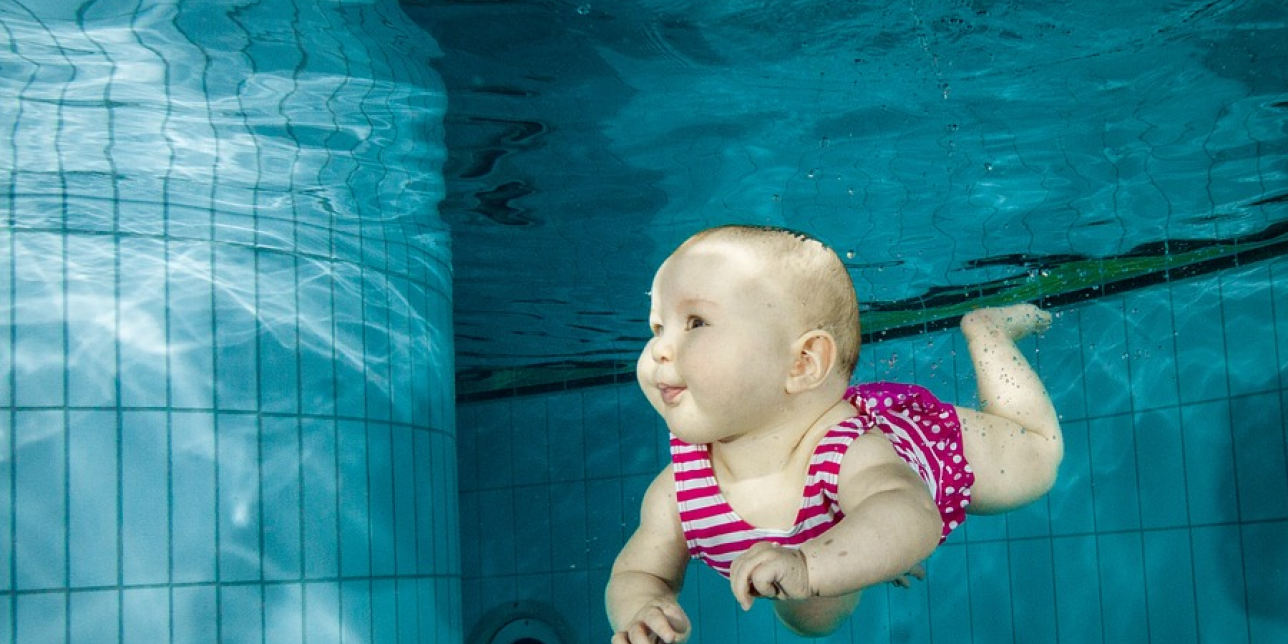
[636,239,804,443]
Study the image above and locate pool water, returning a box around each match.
[3,0,1287,643]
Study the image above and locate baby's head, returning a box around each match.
[668,225,861,377]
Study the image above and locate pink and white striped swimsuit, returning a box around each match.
[671,382,974,578]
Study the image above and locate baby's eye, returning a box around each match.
[685,316,707,330]
[649,322,663,337]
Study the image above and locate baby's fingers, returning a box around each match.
[615,603,690,644]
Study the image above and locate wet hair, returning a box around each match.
[678,224,861,377]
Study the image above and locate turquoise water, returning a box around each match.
[2,1,458,641]
[3,1,1287,643]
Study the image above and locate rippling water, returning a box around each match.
[410,0,1288,392]
[2,1,459,640]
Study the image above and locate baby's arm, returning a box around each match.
[606,467,693,644]
[729,432,942,604]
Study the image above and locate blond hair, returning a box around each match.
[679,225,861,376]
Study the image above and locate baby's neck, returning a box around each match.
[712,397,856,482]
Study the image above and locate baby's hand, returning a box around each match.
[728,542,812,610]
[611,599,691,644]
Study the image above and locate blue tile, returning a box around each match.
[171,412,217,584]
[1221,265,1275,397]
[476,400,515,490]
[513,485,553,574]
[295,260,335,418]
[584,476,624,569]
[265,584,303,643]
[619,385,663,477]
[880,579,932,644]
[1052,536,1103,644]
[218,413,263,582]
[515,572,554,605]
[261,416,302,581]
[416,432,443,575]
[1191,525,1249,643]
[552,570,594,644]
[1079,299,1132,417]
[1277,262,1288,390]
[1009,538,1058,642]
[927,544,970,644]
[1089,413,1141,532]
[477,487,518,577]
[619,473,653,535]
[13,239,65,408]
[1181,400,1239,524]
[256,256,300,416]
[118,240,171,408]
[173,586,218,644]
[1242,521,1288,644]
[1006,495,1052,539]
[1096,532,1148,643]
[1134,408,1189,529]
[1038,307,1088,421]
[65,236,118,409]
[1230,393,1288,522]
[15,410,65,590]
[963,512,1009,543]
[546,391,587,483]
[71,590,119,644]
[584,390,624,481]
[68,411,119,588]
[305,582,341,644]
[1124,289,1181,411]
[122,411,170,585]
[368,423,396,576]
[1049,419,1096,535]
[1170,277,1229,405]
[549,480,588,572]
[337,419,370,578]
[124,588,169,643]
[360,293,392,423]
[220,584,264,643]
[851,583,891,644]
[17,592,65,644]
[0,413,7,594]
[734,597,776,644]
[457,490,482,579]
[391,427,418,575]
[455,404,478,489]
[302,418,339,579]
[373,579,397,644]
[870,337,917,385]
[342,580,374,642]
[213,246,258,413]
[966,540,1013,643]
[692,565,739,644]
[396,579,420,643]
[512,399,551,487]
[435,432,462,574]
[1142,529,1198,643]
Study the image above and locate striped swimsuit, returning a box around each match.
[671,382,974,578]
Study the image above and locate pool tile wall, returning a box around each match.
[457,255,1288,644]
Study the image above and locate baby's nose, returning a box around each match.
[649,334,674,363]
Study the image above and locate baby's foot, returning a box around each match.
[961,304,1052,342]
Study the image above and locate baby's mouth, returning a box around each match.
[658,384,686,405]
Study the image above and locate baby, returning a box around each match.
[605,225,1063,643]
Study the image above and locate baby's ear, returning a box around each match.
[786,330,837,393]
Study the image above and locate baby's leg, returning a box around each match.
[772,592,861,637]
[956,304,1064,514]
